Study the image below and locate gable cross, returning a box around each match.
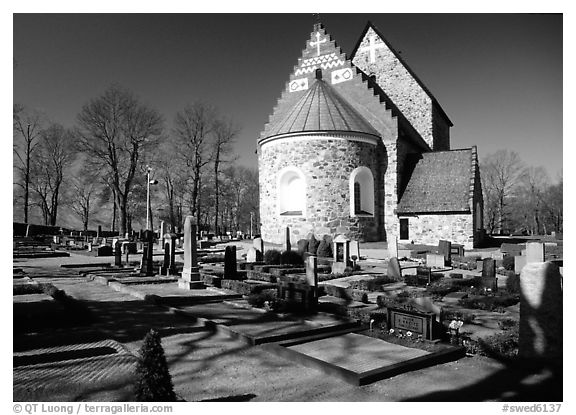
[310,31,327,57]
[359,33,384,63]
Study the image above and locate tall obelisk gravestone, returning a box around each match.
[178,216,204,289]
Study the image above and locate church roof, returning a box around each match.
[397,149,474,214]
[261,76,381,140]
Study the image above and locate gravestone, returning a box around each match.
[305,255,318,289]
[246,247,263,263]
[96,245,113,257]
[526,242,545,263]
[426,253,445,269]
[253,237,264,254]
[87,242,92,252]
[387,307,437,340]
[179,216,203,289]
[224,245,237,279]
[519,262,562,362]
[387,257,402,281]
[297,239,309,254]
[388,236,398,258]
[481,258,497,292]
[438,240,452,265]
[159,221,165,247]
[350,240,360,261]
[139,231,154,276]
[114,240,122,267]
[285,227,291,252]
[514,255,527,274]
[160,233,178,275]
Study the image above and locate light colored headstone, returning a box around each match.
[305,255,318,288]
[350,240,360,260]
[246,247,259,263]
[514,255,527,274]
[87,242,92,252]
[519,262,562,361]
[253,237,264,253]
[387,257,402,280]
[426,253,445,268]
[179,216,203,289]
[526,242,545,263]
[159,221,165,247]
[388,236,398,258]
[333,234,350,265]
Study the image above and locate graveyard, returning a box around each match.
[13,221,563,401]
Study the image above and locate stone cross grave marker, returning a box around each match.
[526,242,545,263]
[224,245,237,279]
[519,262,563,361]
[388,236,398,258]
[179,216,203,289]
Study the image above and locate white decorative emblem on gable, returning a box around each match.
[331,68,353,85]
[359,32,385,63]
[289,77,309,93]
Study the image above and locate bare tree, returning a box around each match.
[29,123,76,225]
[481,150,524,234]
[211,118,239,236]
[76,85,163,235]
[514,167,550,234]
[69,169,97,231]
[13,105,44,223]
[173,102,217,227]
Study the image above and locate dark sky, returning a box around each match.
[13,13,563,180]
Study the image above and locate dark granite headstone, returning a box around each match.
[297,239,308,254]
[224,245,237,279]
[482,258,496,278]
[96,245,113,257]
[139,230,154,276]
[438,240,452,265]
[114,240,122,267]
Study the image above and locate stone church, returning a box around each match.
[258,21,484,249]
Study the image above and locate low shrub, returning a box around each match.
[198,255,225,263]
[13,284,43,295]
[505,273,521,294]
[502,256,515,271]
[264,249,281,265]
[247,290,277,308]
[498,318,518,331]
[307,235,320,255]
[280,250,304,266]
[458,294,519,312]
[316,239,332,258]
[351,290,369,303]
[296,239,309,254]
[477,327,519,360]
[348,276,394,291]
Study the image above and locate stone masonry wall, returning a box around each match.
[353,26,434,149]
[398,213,475,249]
[259,135,384,245]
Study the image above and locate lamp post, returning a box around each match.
[146,166,158,231]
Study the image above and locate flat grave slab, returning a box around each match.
[175,302,359,345]
[269,333,464,386]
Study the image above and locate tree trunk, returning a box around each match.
[214,155,220,236]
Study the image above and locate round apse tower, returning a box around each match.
[258,70,383,245]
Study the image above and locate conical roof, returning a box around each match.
[262,77,380,140]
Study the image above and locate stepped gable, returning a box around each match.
[260,22,392,142]
[351,21,452,149]
[397,149,474,214]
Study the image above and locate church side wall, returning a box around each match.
[432,104,451,151]
[398,213,475,249]
[259,135,383,245]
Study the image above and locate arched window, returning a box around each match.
[350,166,374,216]
[278,167,306,216]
